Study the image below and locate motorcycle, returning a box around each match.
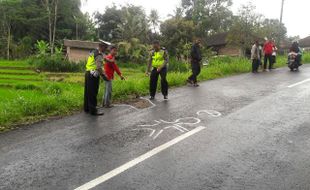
[288,52,301,71]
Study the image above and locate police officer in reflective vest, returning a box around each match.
[84,42,109,116]
[146,41,169,100]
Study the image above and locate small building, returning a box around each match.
[64,40,100,62]
[299,36,310,51]
[206,32,243,57]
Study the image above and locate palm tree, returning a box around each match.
[118,38,148,63]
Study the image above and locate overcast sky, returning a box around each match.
[81,0,310,38]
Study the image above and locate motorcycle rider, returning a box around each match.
[289,41,303,66]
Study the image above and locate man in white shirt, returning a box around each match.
[251,40,261,73]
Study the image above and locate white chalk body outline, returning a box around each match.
[134,110,221,140]
[137,117,201,139]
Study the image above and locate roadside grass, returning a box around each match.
[0,85,82,131]
[0,69,36,74]
[0,60,31,67]
[1,53,310,132]
[303,53,310,63]
[0,74,44,80]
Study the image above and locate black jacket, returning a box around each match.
[191,43,202,64]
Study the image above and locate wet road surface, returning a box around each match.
[1,66,310,190]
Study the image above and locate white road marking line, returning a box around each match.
[288,78,310,88]
[74,126,206,190]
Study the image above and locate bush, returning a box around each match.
[28,56,85,72]
[27,40,85,72]
[168,57,188,72]
[12,36,33,59]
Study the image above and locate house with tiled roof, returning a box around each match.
[206,32,243,56]
[299,36,310,50]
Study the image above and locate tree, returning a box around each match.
[77,13,97,41]
[94,5,123,41]
[168,7,184,19]
[161,18,196,56]
[259,18,287,44]
[41,0,59,54]
[118,38,148,63]
[149,9,160,34]
[181,0,233,36]
[0,0,91,59]
[95,4,150,43]
[0,0,21,59]
[118,5,150,43]
[227,3,262,54]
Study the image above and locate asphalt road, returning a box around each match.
[1,66,310,190]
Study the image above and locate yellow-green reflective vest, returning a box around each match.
[86,50,98,71]
[152,50,165,68]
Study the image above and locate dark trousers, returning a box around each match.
[252,59,260,72]
[84,71,100,114]
[271,55,276,64]
[264,54,273,70]
[188,63,201,83]
[150,67,168,97]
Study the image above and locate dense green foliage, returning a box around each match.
[29,56,85,72]
[0,0,95,59]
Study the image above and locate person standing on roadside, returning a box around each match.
[251,40,260,73]
[187,38,202,87]
[146,41,169,100]
[103,46,125,108]
[263,38,274,71]
[271,39,278,69]
[84,41,109,116]
[258,43,263,70]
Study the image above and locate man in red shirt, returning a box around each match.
[263,38,274,71]
[103,46,125,108]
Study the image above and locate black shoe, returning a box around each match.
[193,83,200,87]
[150,96,155,100]
[91,111,104,116]
[164,96,168,100]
